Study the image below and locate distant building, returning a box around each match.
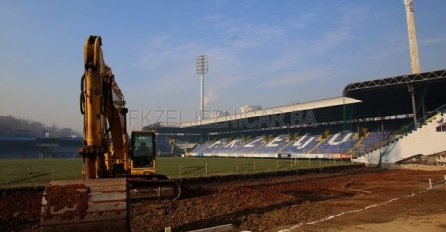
[209,110,230,119]
[240,105,262,113]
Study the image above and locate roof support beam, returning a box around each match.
[408,84,417,126]
[343,69,446,94]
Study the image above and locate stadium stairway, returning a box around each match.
[353,110,446,165]
[349,135,366,156]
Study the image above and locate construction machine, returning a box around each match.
[40,35,180,231]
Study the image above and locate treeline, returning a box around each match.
[0,115,81,137]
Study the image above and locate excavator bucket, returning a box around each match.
[41,178,128,232]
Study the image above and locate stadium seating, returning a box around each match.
[214,138,243,154]
[199,138,229,154]
[156,135,172,155]
[182,119,410,159]
[355,131,391,153]
[254,134,290,154]
[313,131,357,154]
[190,141,210,155]
[280,134,320,154]
[0,137,82,158]
[234,136,265,156]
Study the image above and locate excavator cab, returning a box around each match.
[127,131,181,200]
[131,131,155,169]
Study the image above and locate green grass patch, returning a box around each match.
[0,158,83,188]
[0,157,351,188]
[157,157,351,177]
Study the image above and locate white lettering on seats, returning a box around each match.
[209,140,222,148]
[266,137,283,147]
[328,133,353,145]
[224,139,242,148]
[292,135,315,149]
[244,138,263,147]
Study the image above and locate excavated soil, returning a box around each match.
[0,189,42,231]
[1,168,446,232]
[131,168,446,232]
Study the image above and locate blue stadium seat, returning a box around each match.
[199,138,228,154]
[356,131,391,153]
[188,128,394,158]
[235,136,265,156]
[156,135,172,154]
[215,138,243,154]
[254,134,290,154]
[313,131,357,154]
[191,141,210,154]
[281,134,320,154]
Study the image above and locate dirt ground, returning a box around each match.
[1,167,446,232]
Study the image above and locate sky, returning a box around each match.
[0,0,445,132]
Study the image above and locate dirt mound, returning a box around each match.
[396,151,446,166]
[0,189,42,231]
[130,168,446,231]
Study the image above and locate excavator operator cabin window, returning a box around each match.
[134,135,154,157]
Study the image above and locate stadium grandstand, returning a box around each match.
[145,69,446,166]
[0,136,82,158]
[3,69,445,163]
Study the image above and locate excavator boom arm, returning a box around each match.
[80,35,130,178]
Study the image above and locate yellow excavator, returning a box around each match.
[40,35,180,231]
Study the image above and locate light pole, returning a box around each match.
[404,0,421,74]
[404,0,421,126]
[196,55,208,123]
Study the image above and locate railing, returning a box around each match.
[353,103,446,157]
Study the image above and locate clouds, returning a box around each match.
[288,12,318,29]
[132,4,373,112]
[136,36,172,71]
[256,68,331,89]
[206,16,285,49]
[1,0,446,132]
[125,1,446,120]
[133,14,288,105]
[204,87,218,106]
[420,33,446,47]
[310,5,370,52]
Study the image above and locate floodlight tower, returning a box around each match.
[404,0,421,74]
[196,55,208,122]
[404,0,421,125]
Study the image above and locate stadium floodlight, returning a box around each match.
[196,55,208,122]
[196,55,208,75]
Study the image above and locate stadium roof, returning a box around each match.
[343,69,446,118]
[145,69,446,134]
[181,96,361,128]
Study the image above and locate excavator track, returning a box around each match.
[128,177,181,200]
